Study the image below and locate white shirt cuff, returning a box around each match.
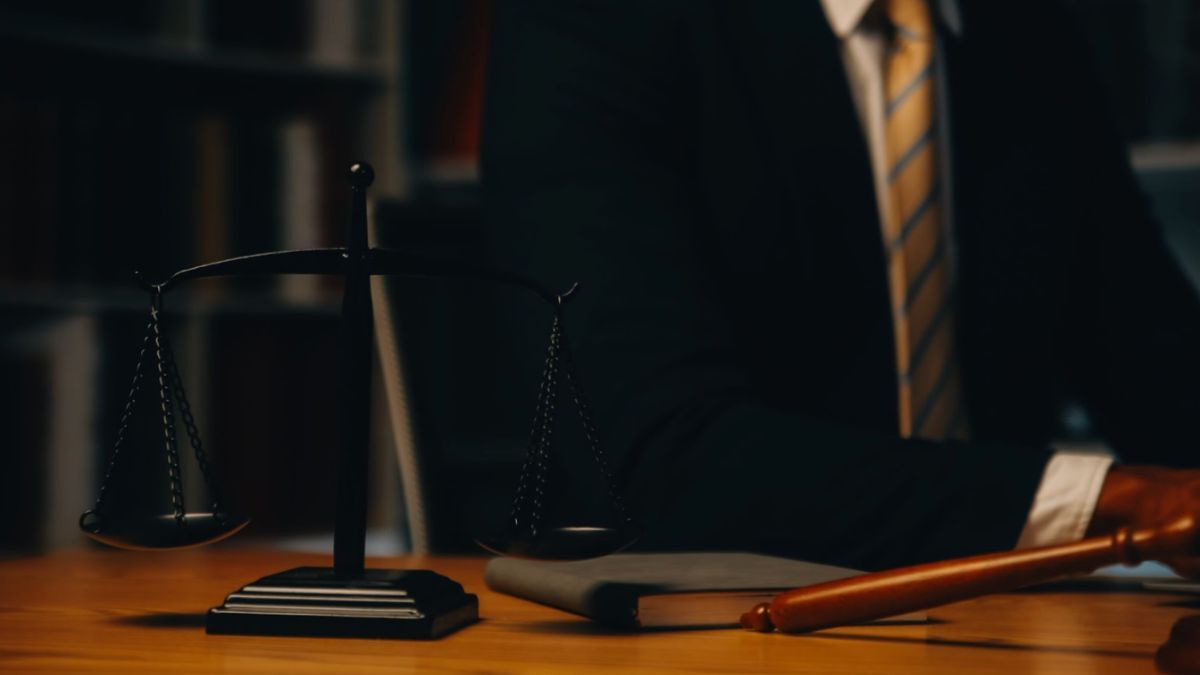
[1016,451,1115,549]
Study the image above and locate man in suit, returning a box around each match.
[481,0,1200,570]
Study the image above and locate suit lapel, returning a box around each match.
[936,6,1001,430]
[721,1,887,291]
[720,0,898,428]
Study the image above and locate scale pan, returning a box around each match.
[79,512,249,550]
[474,525,639,561]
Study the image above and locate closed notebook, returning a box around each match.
[484,552,926,629]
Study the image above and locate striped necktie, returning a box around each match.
[882,0,967,440]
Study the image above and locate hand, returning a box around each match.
[1087,465,1200,579]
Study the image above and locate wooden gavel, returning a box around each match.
[742,514,1198,634]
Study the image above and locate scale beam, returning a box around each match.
[141,247,574,307]
[142,248,349,293]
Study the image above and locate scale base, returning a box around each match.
[206,566,478,639]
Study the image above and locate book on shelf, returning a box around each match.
[0,98,61,282]
[0,316,98,551]
[194,113,231,276]
[0,348,48,552]
[311,0,360,67]
[278,116,322,302]
[204,0,308,56]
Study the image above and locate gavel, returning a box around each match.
[741,513,1198,634]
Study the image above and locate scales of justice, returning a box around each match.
[78,162,637,639]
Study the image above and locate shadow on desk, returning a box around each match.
[112,612,206,629]
[810,631,1153,660]
[510,617,947,636]
[1160,599,1200,609]
[507,620,648,636]
[510,615,1156,661]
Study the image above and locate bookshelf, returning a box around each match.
[0,0,431,553]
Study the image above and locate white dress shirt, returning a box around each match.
[818,0,1114,548]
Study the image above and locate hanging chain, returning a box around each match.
[82,286,228,530]
[82,312,156,520]
[510,313,562,536]
[509,308,632,536]
[159,329,226,519]
[149,299,188,524]
[557,323,632,526]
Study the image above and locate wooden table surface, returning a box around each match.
[0,548,1195,673]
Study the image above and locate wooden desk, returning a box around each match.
[0,548,1193,673]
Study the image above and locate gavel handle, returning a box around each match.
[742,514,1198,633]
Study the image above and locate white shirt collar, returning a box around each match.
[819,0,962,40]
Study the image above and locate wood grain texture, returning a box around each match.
[0,547,1192,674]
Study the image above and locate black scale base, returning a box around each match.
[206,567,479,639]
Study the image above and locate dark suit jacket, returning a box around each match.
[481,0,1200,569]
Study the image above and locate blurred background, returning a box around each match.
[0,0,1197,557]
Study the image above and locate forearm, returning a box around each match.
[626,403,1051,570]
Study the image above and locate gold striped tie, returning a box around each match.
[882,0,967,440]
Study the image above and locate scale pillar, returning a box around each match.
[206,162,478,638]
[333,162,375,575]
